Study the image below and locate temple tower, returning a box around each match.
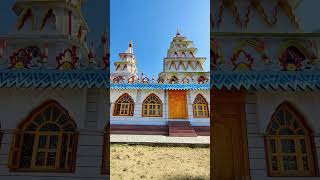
[111,41,138,83]
[0,0,91,69]
[159,30,208,84]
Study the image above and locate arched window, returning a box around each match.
[9,100,78,172]
[142,94,162,117]
[193,94,209,118]
[101,123,110,175]
[113,93,134,116]
[265,102,317,176]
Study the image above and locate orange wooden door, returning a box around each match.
[168,90,188,119]
[211,90,250,180]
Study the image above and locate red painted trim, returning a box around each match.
[68,11,72,35]
[41,9,56,30]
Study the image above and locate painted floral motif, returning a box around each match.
[112,76,125,83]
[56,46,79,70]
[9,48,33,69]
[279,46,306,71]
[230,50,254,71]
[197,76,209,84]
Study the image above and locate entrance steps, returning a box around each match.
[168,121,197,137]
[110,125,169,135]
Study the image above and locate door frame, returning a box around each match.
[211,89,250,179]
[168,90,188,119]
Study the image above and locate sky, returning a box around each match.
[110,0,210,77]
[0,0,108,47]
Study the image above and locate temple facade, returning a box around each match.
[110,32,210,136]
[0,0,110,179]
[212,0,320,179]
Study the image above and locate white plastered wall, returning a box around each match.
[110,89,210,126]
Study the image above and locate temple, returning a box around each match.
[212,0,320,179]
[0,0,110,179]
[110,31,210,136]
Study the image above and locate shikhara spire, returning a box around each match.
[111,40,138,82]
[111,30,209,84]
[0,0,111,70]
[126,40,134,54]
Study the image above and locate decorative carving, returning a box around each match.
[157,77,165,84]
[87,42,96,64]
[17,8,34,30]
[142,77,149,84]
[56,46,79,70]
[182,77,190,84]
[197,75,208,84]
[9,48,33,69]
[113,76,125,83]
[128,76,135,83]
[279,46,306,71]
[231,50,254,71]
[169,76,179,84]
[213,0,300,29]
[41,9,56,30]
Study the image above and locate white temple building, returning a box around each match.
[110,31,210,136]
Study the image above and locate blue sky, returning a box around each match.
[110,0,210,77]
[0,0,107,47]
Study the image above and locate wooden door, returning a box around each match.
[211,90,250,180]
[168,90,188,119]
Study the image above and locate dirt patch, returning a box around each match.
[111,144,210,180]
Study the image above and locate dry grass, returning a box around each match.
[110,144,210,180]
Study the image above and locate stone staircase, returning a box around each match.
[168,121,197,137]
[110,125,169,135]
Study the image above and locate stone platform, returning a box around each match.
[110,134,210,146]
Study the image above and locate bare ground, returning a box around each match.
[110,144,210,180]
